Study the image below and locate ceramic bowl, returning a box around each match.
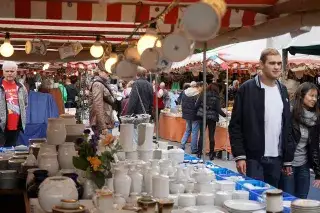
[60,199,80,209]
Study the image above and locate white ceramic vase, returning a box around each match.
[128,165,143,194]
[58,142,76,169]
[60,114,77,125]
[113,168,131,198]
[38,176,78,212]
[47,118,67,145]
[39,153,59,176]
[152,169,169,199]
[37,144,56,165]
[65,124,85,136]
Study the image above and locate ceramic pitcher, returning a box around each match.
[92,187,114,213]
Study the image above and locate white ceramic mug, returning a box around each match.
[215,191,232,207]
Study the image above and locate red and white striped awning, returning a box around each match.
[1,0,272,25]
[0,0,276,44]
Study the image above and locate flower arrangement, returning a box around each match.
[73,129,122,188]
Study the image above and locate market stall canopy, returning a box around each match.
[171,37,320,73]
[284,27,320,56]
[0,0,319,62]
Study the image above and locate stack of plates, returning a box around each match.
[223,200,265,213]
[291,199,320,213]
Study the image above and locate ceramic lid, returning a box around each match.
[162,33,193,62]
[140,47,160,70]
[181,2,221,41]
[115,60,138,81]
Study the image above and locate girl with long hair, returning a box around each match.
[281,82,320,198]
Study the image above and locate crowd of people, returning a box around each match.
[88,48,320,199]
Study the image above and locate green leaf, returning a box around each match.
[73,156,90,171]
[91,171,105,188]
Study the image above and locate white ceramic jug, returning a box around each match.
[58,142,77,169]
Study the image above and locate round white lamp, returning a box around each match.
[137,28,161,55]
[105,53,118,73]
[0,32,14,58]
[90,36,104,58]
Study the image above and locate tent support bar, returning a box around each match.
[202,42,207,160]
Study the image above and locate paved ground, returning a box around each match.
[167,140,320,200]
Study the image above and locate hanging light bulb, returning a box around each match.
[137,22,161,55]
[105,46,118,73]
[90,36,104,58]
[0,32,14,57]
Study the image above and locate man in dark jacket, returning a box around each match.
[65,77,78,108]
[228,48,295,188]
[180,81,200,153]
[127,67,153,115]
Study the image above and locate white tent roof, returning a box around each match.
[172,28,320,69]
[270,27,320,49]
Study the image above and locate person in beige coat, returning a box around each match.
[89,70,115,135]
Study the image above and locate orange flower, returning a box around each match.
[103,134,115,146]
[87,156,102,171]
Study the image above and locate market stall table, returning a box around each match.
[159,113,231,153]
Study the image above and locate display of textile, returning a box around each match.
[26,91,59,124]
[17,91,59,145]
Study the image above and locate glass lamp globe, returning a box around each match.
[0,40,14,57]
[90,42,104,58]
[105,54,118,73]
[137,34,161,55]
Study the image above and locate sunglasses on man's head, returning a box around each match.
[4,70,15,73]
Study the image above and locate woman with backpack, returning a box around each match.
[195,82,226,160]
